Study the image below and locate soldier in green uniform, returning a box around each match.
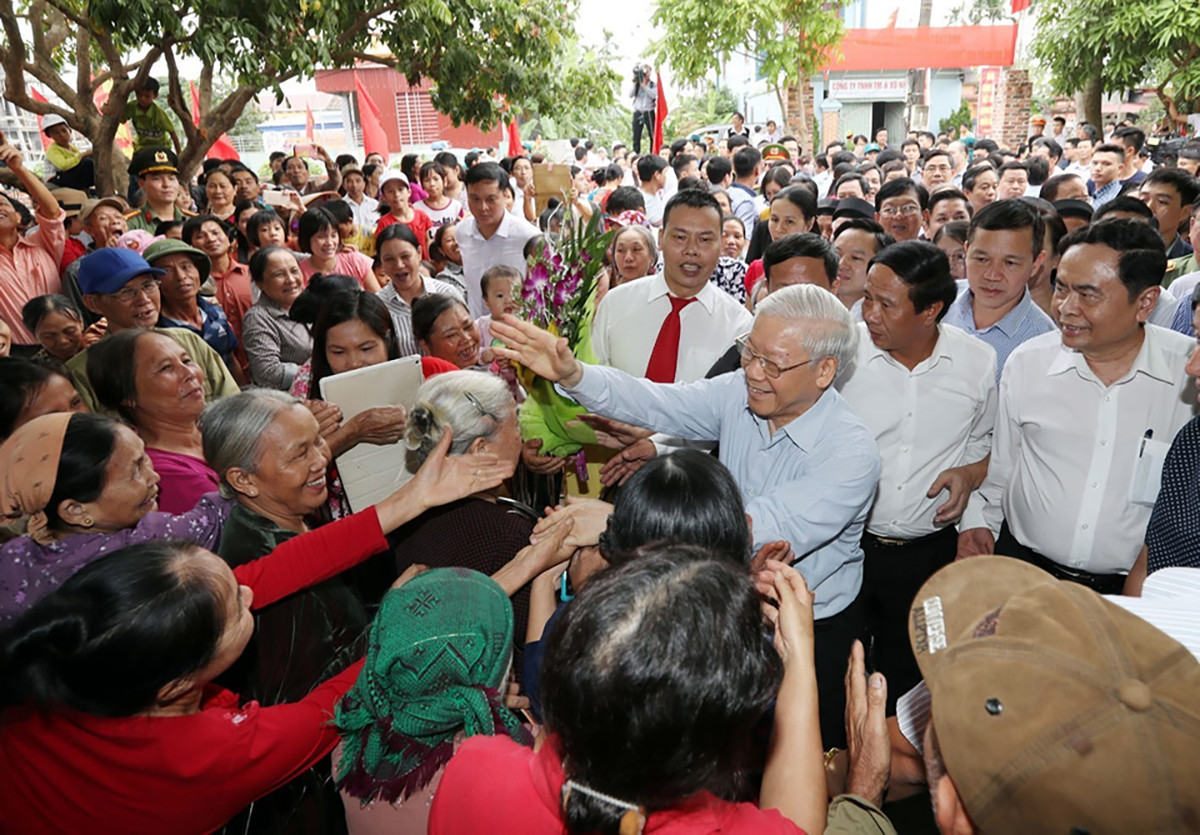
[125,147,195,233]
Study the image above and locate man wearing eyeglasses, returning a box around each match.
[873,178,929,242]
[493,283,881,749]
[65,247,239,413]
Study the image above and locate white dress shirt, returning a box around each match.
[456,212,540,317]
[1150,290,1179,328]
[962,325,1199,573]
[642,190,664,227]
[591,273,752,383]
[839,323,998,539]
[342,194,380,232]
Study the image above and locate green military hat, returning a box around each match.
[130,146,179,178]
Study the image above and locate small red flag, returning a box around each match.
[652,72,668,153]
[305,104,316,142]
[507,119,523,158]
[1011,0,1031,12]
[354,73,389,160]
[29,87,51,150]
[189,82,240,160]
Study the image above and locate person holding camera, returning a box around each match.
[629,64,657,154]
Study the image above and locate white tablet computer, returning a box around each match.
[318,355,424,512]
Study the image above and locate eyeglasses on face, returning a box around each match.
[108,277,162,303]
[735,334,813,379]
[879,204,922,217]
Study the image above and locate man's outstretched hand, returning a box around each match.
[491,315,584,387]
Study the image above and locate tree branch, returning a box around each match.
[36,0,93,31]
[162,47,198,146]
[75,29,92,104]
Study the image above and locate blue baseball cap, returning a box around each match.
[76,247,166,295]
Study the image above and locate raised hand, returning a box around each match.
[843,640,890,808]
[532,496,613,549]
[597,438,656,487]
[490,314,583,385]
[573,413,653,449]
[411,428,515,510]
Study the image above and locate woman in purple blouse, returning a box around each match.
[0,411,232,627]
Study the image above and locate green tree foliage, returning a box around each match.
[1029,0,1200,130]
[947,0,1008,26]
[647,0,846,136]
[0,0,615,191]
[517,35,623,145]
[663,85,740,138]
[938,100,973,137]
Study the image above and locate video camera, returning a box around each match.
[632,64,649,85]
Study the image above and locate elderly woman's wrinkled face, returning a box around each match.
[613,229,654,283]
[67,424,161,531]
[259,250,305,309]
[131,333,206,425]
[439,224,461,263]
[192,548,256,683]
[206,173,235,210]
[236,405,331,516]
[14,373,87,431]
[422,303,479,369]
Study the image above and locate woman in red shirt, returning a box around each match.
[0,427,513,835]
[429,546,828,835]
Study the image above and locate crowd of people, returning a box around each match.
[0,88,1198,835]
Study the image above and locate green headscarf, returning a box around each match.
[334,567,530,804]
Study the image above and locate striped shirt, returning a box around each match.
[376,276,464,357]
[1090,179,1122,209]
[943,285,1055,384]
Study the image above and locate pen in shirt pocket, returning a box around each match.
[1139,429,1153,457]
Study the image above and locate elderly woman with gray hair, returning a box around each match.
[197,387,515,833]
[392,370,569,684]
[492,283,882,748]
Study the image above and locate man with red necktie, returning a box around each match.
[591,189,751,384]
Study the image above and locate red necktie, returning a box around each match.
[644,296,697,383]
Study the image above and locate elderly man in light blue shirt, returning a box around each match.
[494,283,881,748]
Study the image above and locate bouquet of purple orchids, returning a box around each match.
[514,210,615,469]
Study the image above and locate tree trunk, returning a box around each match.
[92,109,126,196]
[1081,69,1103,130]
[790,68,809,144]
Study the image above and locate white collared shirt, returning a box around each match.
[342,194,380,232]
[962,325,1199,573]
[591,273,751,383]
[456,212,540,317]
[839,323,997,539]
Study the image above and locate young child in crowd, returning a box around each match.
[374,172,433,258]
[41,115,94,193]
[126,78,180,154]
[414,161,465,227]
[476,265,521,360]
[477,265,523,402]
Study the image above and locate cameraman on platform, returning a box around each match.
[629,63,657,154]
